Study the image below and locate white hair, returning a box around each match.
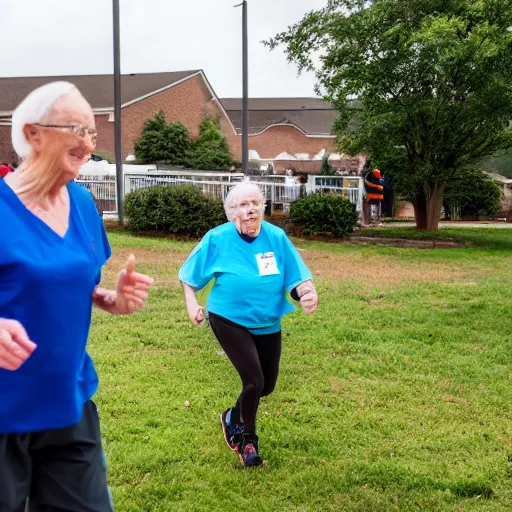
[224,182,264,221]
[11,81,77,159]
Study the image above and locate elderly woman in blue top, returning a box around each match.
[0,82,153,511]
[179,182,318,467]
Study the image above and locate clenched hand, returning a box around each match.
[0,319,37,371]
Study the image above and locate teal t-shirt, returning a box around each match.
[178,221,312,334]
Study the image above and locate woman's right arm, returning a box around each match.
[178,231,215,326]
[0,319,37,371]
[181,282,205,326]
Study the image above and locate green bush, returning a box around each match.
[289,193,359,237]
[186,115,233,171]
[133,111,233,170]
[319,152,337,176]
[124,185,226,236]
[134,111,191,165]
[443,169,503,219]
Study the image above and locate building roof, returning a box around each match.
[220,97,338,136]
[0,71,200,112]
[225,108,339,136]
[221,97,334,111]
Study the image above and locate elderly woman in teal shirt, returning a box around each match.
[179,182,318,467]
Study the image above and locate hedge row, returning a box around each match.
[124,185,226,236]
[125,186,359,238]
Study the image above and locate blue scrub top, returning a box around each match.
[179,221,312,334]
[0,180,111,434]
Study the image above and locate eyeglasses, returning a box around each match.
[33,123,97,146]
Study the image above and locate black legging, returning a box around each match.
[208,312,282,435]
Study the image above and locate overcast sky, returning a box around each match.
[0,0,326,98]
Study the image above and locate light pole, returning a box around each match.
[113,0,124,224]
[234,1,249,174]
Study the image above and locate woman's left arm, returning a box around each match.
[92,254,154,315]
[281,233,318,314]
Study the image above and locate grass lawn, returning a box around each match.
[89,228,512,511]
[356,226,512,250]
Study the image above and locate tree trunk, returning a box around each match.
[425,183,444,231]
[413,184,444,231]
[413,190,428,230]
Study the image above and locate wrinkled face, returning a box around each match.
[25,91,96,180]
[233,191,264,235]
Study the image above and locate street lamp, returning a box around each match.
[234,1,249,174]
[113,0,124,224]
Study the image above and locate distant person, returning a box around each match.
[364,168,384,224]
[0,82,154,511]
[179,182,318,467]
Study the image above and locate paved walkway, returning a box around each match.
[383,221,512,229]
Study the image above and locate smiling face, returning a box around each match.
[24,90,96,182]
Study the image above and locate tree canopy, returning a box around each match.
[134,112,233,171]
[266,0,512,229]
[134,111,191,166]
[186,115,234,171]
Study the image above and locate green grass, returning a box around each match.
[89,229,512,511]
[356,226,512,251]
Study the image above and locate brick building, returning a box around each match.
[0,70,240,164]
[221,97,367,175]
[0,71,366,174]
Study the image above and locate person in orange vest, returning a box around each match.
[364,168,384,224]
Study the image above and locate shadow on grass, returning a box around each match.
[346,462,494,499]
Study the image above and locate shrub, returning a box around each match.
[134,111,191,165]
[289,193,359,237]
[319,152,337,176]
[443,169,503,219]
[186,115,233,171]
[124,185,226,236]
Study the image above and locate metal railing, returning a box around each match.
[77,172,364,217]
[124,175,237,200]
[310,175,364,212]
[76,175,117,215]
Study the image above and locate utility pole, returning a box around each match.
[113,0,124,224]
[235,1,249,174]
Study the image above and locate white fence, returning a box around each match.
[78,175,117,214]
[310,176,364,213]
[76,172,364,217]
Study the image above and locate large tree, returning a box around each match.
[266,0,512,229]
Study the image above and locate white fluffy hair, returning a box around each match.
[224,182,264,221]
[11,81,77,159]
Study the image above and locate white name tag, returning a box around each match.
[256,252,280,276]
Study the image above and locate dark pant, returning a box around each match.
[209,313,282,434]
[0,401,113,512]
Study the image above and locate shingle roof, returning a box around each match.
[220,97,338,136]
[225,108,338,135]
[0,71,200,112]
[220,97,334,111]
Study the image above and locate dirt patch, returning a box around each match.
[101,242,474,290]
[298,250,473,286]
[348,236,464,249]
[442,395,469,405]
[101,247,186,289]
